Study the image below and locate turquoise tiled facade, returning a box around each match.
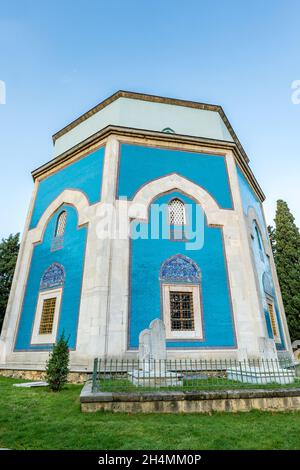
[1,92,291,368]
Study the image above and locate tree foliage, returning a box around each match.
[45,333,70,392]
[267,225,276,257]
[0,233,20,331]
[271,200,300,342]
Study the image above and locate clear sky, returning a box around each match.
[0,0,299,239]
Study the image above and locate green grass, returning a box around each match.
[0,376,300,450]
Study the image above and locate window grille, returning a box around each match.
[39,298,56,335]
[267,301,277,337]
[55,211,67,237]
[168,199,185,225]
[170,291,194,330]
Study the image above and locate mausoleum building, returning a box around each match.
[0,91,293,371]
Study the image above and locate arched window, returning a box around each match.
[55,211,67,237]
[168,198,185,225]
[254,225,263,251]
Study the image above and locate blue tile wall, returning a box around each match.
[30,147,105,229]
[118,144,233,209]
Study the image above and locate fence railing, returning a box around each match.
[91,358,299,393]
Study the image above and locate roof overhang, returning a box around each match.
[32,124,265,202]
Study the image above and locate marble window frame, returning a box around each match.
[30,288,63,345]
[161,283,203,340]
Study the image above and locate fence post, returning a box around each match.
[92,358,99,392]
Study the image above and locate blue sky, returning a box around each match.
[0,0,300,239]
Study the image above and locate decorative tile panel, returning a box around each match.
[159,254,201,284]
[40,263,65,290]
[262,272,273,297]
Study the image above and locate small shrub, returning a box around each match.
[45,332,70,391]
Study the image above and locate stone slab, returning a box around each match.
[13,381,48,388]
[226,365,295,385]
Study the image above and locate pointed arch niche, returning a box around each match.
[127,174,236,351]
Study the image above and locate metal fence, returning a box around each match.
[92,358,299,393]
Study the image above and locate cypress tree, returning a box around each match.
[267,225,276,257]
[0,233,20,331]
[45,332,70,391]
[273,200,300,342]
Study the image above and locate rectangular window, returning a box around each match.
[267,301,278,338]
[170,291,194,330]
[31,288,62,345]
[162,284,203,340]
[39,297,56,335]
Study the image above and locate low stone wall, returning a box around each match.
[80,382,300,413]
[0,368,90,384]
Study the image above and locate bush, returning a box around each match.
[45,332,70,391]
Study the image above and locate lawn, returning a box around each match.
[97,377,300,392]
[0,376,300,450]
